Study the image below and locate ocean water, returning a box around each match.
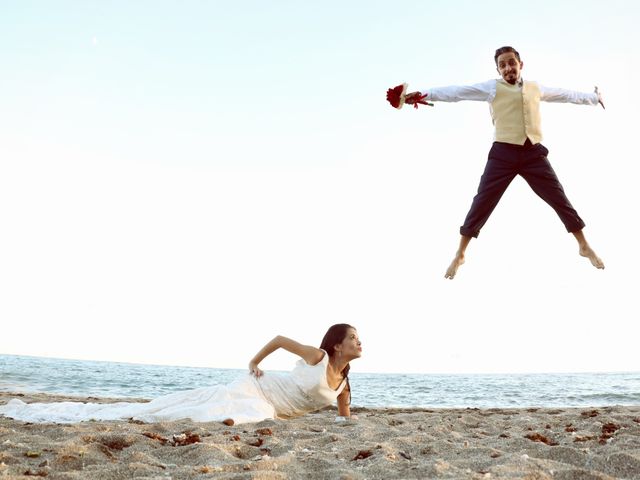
[1,354,638,409]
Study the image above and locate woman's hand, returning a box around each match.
[335,414,358,423]
[249,361,263,377]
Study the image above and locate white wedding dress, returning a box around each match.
[0,351,346,425]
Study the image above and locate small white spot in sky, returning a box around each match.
[92,36,98,46]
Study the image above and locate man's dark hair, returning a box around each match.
[494,46,521,65]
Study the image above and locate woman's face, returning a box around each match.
[338,328,362,360]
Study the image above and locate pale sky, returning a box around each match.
[1,1,638,375]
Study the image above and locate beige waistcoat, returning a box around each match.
[491,80,542,145]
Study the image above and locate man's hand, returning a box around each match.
[595,86,605,109]
[404,90,434,108]
[404,91,423,105]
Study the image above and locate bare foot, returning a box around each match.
[579,245,605,269]
[445,253,465,279]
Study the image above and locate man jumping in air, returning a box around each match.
[402,46,605,279]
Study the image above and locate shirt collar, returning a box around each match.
[498,77,524,87]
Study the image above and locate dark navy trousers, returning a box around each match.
[460,140,586,238]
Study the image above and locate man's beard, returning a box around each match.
[505,75,517,85]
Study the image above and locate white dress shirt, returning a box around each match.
[420,79,598,105]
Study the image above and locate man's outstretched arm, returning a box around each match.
[406,79,496,104]
[540,84,605,109]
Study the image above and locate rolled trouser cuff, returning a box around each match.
[566,219,586,234]
[459,226,480,238]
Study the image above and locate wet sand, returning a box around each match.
[1,392,639,479]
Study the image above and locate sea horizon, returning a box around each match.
[2,353,639,409]
[2,352,636,377]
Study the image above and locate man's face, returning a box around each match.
[496,52,523,85]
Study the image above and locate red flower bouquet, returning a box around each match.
[386,83,433,109]
[386,83,408,109]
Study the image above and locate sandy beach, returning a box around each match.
[1,392,639,479]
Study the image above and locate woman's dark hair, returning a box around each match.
[494,46,521,65]
[319,323,355,405]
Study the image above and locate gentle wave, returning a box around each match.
[1,354,639,408]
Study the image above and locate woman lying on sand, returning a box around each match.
[0,324,362,425]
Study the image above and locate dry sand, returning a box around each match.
[1,392,639,479]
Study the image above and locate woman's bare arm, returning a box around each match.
[336,385,351,417]
[249,336,325,377]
